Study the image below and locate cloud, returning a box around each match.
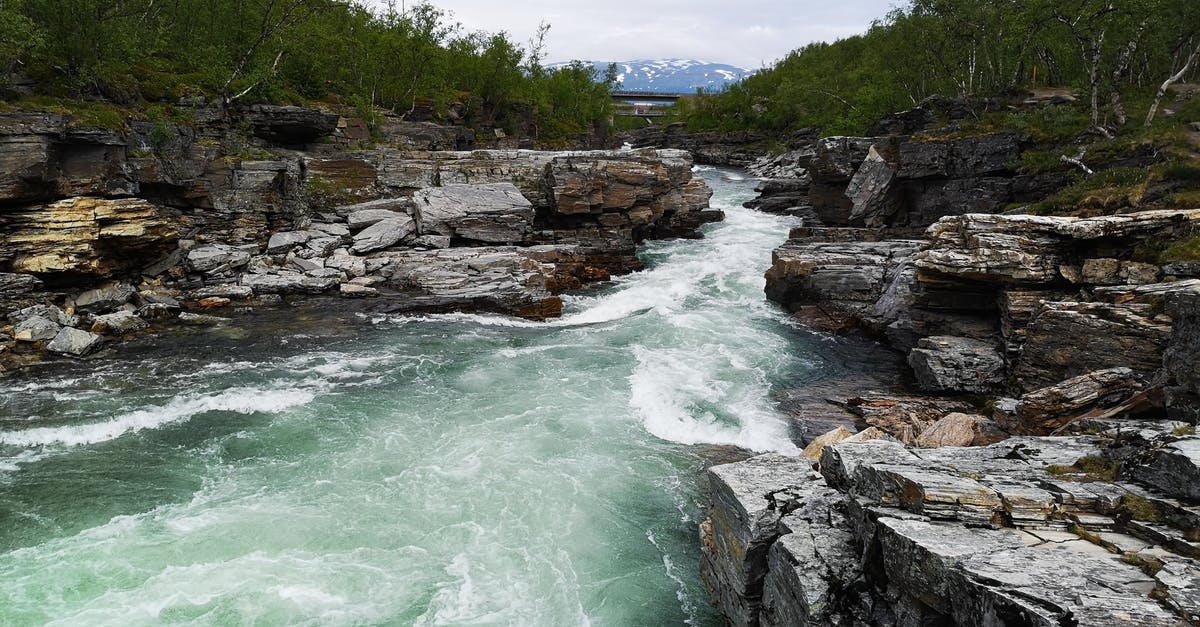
[363,0,884,69]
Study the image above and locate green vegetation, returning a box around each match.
[0,1,617,144]
[1118,493,1168,523]
[1161,236,1200,263]
[1172,424,1198,436]
[1045,455,1120,481]
[684,0,1200,138]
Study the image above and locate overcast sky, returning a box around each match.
[370,1,893,69]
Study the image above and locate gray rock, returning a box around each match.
[46,327,103,356]
[187,246,252,274]
[177,312,228,326]
[191,285,254,300]
[1166,290,1200,423]
[1003,368,1144,435]
[310,222,351,237]
[348,207,407,230]
[306,236,342,257]
[74,283,136,314]
[90,311,149,335]
[412,182,534,244]
[339,283,378,298]
[412,235,452,249]
[241,272,340,295]
[845,145,900,227]
[137,303,178,321]
[0,273,42,295]
[241,105,337,143]
[8,304,75,327]
[701,455,820,627]
[266,231,312,254]
[1128,438,1200,501]
[350,216,416,254]
[1164,262,1200,278]
[907,336,1005,393]
[13,315,61,342]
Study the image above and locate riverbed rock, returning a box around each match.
[74,283,137,314]
[13,315,61,342]
[0,273,42,296]
[908,336,1005,393]
[240,272,340,295]
[350,216,417,254]
[266,230,312,254]
[701,454,821,627]
[1128,438,1200,502]
[8,303,75,327]
[412,182,534,244]
[90,311,149,335]
[765,239,921,331]
[45,326,103,356]
[377,246,569,319]
[187,245,253,274]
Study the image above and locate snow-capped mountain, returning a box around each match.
[548,59,753,94]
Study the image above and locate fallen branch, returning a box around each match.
[1146,40,1200,127]
[1060,148,1094,176]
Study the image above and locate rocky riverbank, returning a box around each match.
[0,106,720,370]
[688,98,1200,625]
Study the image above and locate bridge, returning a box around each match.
[610,91,687,117]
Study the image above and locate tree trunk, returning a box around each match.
[1146,41,1200,127]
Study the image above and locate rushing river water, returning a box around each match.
[0,167,875,626]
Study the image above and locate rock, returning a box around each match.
[177,312,228,326]
[187,246,252,274]
[801,427,854,460]
[350,216,417,254]
[1002,368,1145,435]
[701,454,820,627]
[379,246,569,319]
[1128,438,1200,501]
[1166,290,1200,423]
[1015,301,1171,392]
[305,236,341,258]
[1,197,179,278]
[8,303,75,327]
[845,145,900,227]
[191,285,254,300]
[197,297,231,309]
[412,235,452,249]
[1164,262,1200,278]
[412,183,534,244]
[311,222,350,238]
[764,239,921,331]
[45,326,103,356]
[907,336,1005,393]
[137,303,178,321]
[90,311,148,335]
[347,203,410,230]
[266,230,312,254]
[241,105,338,144]
[0,273,42,295]
[13,315,61,342]
[339,283,378,298]
[74,283,136,314]
[241,272,339,295]
[916,413,1006,448]
[807,136,878,224]
[846,393,976,446]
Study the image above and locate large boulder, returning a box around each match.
[845,145,899,227]
[412,182,534,244]
[1165,290,1200,423]
[45,326,103,356]
[907,336,1005,393]
[1000,368,1146,435]
[350,216,417,254]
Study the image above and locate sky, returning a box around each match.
[368,1,893,70]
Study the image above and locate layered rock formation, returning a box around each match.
[703,431,1200,626]
[0,106,719,366]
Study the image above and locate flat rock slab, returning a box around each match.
[907,335,1005,393]
[350,216,416,254]
[46,327,103,356]
[413,182,534,244]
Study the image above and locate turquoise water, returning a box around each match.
[0,168,861,625]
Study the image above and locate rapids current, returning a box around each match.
[0,167,877,625]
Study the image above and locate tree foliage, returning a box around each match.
[2,0,615,143]
[686,0,1200,136]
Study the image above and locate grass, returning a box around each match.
[1044,455,1120,481]
[1173,424,1197,436]
[1162,236,1200,264]
[1118,493,1167,524]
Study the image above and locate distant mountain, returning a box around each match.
[548,59,753,94]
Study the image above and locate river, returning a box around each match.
[0,167,874,626]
